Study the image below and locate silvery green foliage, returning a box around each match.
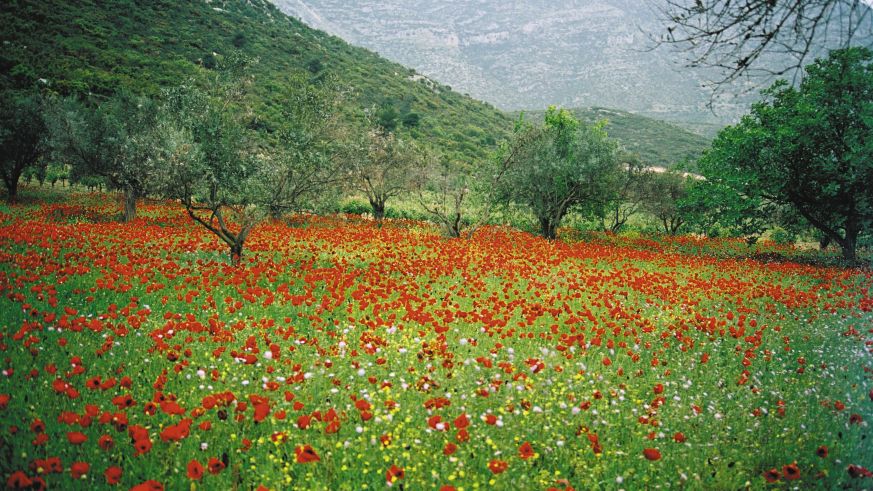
[45,91,167,220]
[497,108,621,239]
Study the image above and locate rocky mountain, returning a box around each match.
[272,0,748,133]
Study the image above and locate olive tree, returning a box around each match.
[161,55,344,264]
[414,128,535,238]
[46,92,166,221]
[643,170,692,235]
[592,154,653,233]
[263,77,348,219]
[348,123,421,223]
[497,107,620,240]
[159,56,261,265]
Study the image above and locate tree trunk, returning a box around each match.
[442,212,462,238]
[837,227,858,264]
[5,179,19,205]
[122,187,137,223]
[370,199,385,223]
[819,235,831,251]
[230,242,244,266]
[540,217,558,240]
[268,204,283,221]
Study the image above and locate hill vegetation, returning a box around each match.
[0,0,511,163]
[515,107,711,167]
[1,0,713,169]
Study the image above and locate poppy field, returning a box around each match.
[0,191,871,490]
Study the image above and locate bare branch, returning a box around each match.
[651,0,873,106]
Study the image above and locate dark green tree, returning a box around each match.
[0,90,45,204]
[695,47,873,262]
[348,126,420,223]
[262,76,347,219]
[593,153,652,233]
[643,170,693,236]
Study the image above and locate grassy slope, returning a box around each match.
[517,107,712,168]
[0,0,511,163]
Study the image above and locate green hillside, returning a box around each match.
[516,107,712,167]
[0,0,511,163]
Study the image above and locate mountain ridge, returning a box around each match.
[272,0,744,133]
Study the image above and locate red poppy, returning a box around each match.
[98,434,114,451]
[653,383,664,394]
[428,415,445,430]
[29,419,45,433]
[207,457,225,475]
[444,442,457,455]
[187,460,204,480]
[848,465,873,478]
[782,462,800,480]
[518,441,535,460]
[159,419,192,442]
[816,445,828,458]
[590,437,603,454]
[295,445,320,463]
[673,432,686,443]
[386,465,404,485]
[253,402,270,422]
[643,448,661,461]
[133,438,152,456]
[488,460,508,474]
[104,466,122,485]
[763,468,781,483]
[355,399,371,411]
[456,428,470,442]
[5,471,32,489]
[70,462,90,479]
[129,480,164,491]
[67,432,87,445]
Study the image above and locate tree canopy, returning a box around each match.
[46,92,167,221]
[695,47,873,262]
[498,108,620,239]
[0,90,45,204]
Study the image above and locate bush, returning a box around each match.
[340,198,371,216]
[768,227,795,245]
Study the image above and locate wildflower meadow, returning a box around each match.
[0,191,871,490]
